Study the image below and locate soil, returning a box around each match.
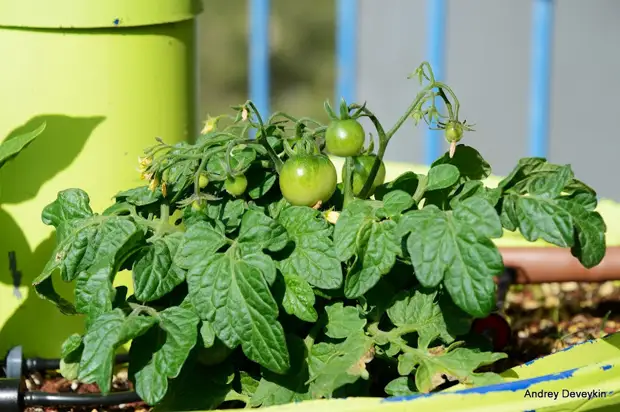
[23,281,620,412]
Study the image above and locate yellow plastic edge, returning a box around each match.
[209,333,620,412]
[0,0,203,29]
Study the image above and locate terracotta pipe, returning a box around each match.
[499,246,620,284]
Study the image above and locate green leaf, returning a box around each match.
[199,321,216,348]
[243,252,277,285]
[386,288,470,349]
[400,206,503,317]
[374,171,419,200]
[59,334,83,381]
[42,188,94,227]
[278,206,343,290]
[324,302,366,339]
[207,147,256,179]
[130,307,200,405]
[153,361,234,411]
[132,232,186,302]
[250,335,311,407]
[0,121,46,169]
[558,199,606,268]
[409,347,506,393]
[384,377,417,397]
[74,259,116,325]
[184,198,246,232]
[280,273,318,323]
[431,145,491,182]
[381,190,414,217]
[426,164,460,191]
[238,208,288,252]
[247,167,277,199]
[79,309,157,393]
[176,221,228,269]
[114,186,163,207]
[186,252,290,373]
[43,216,141,283]
[452,197,503,239]
[240,371,261,399]
[308,331,374,398]
[344,220,400,298]
[506,194,574,247]
[34,216,142,314]
[333,200,376,262]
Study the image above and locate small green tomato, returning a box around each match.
[444,121,464,143]
[225,175,248,197]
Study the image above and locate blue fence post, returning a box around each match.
[249,0,271,119]
[528,0,554,158]
[425,0,447,164]
[335,0,358,105]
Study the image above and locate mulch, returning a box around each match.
[23,281,620,412]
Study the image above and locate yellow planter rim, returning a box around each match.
[0,0,203,29]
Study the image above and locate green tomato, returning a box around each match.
[224,175,248,197]
[325,119,365,157]
[279,154,337,206]
[444,121,464,143]
[196,340,234,366]
[198,173,209,189]
[191,200,204,211]
[348,155,386,197]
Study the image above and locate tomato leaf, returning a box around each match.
[176,222,228,269]
[129,307,200,405]
[247,167,278,199]
[279,273,318,323]
[277,206,343,290]
[426,164,460,191]
[132,233,186,302]
[307,331,374,398]
[41,188,93,227]
[59,334,83,381]
[78,309,157,394]
[431,145,491,182]
[344,220,400,298]
[74,259,117,326]
[374,171,419,200]
[384,377,417,397]
[386,287,470,349]
[324,302,367,339]
[333,200,376,261]
[405,346,506,393]
[153,361,235,411]
[250,335,311,407]
[238,208,288,253]
[400,205,503,317]
[381,190,414,217]
[113,186,163,207]
[452,196,503,239]
[186,252,290,374]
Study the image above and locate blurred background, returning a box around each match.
[198,0,620,200]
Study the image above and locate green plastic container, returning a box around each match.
[0,0,202,358]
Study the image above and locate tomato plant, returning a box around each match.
[34,62,606,411]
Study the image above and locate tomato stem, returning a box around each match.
[342,157,355,207]
[245,101,284,173]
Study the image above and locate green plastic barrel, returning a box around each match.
[0,0,202,358]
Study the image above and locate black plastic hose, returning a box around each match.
[24,353,130,372]
[23,390,141,407]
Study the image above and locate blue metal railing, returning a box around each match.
[248,0,555,164]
